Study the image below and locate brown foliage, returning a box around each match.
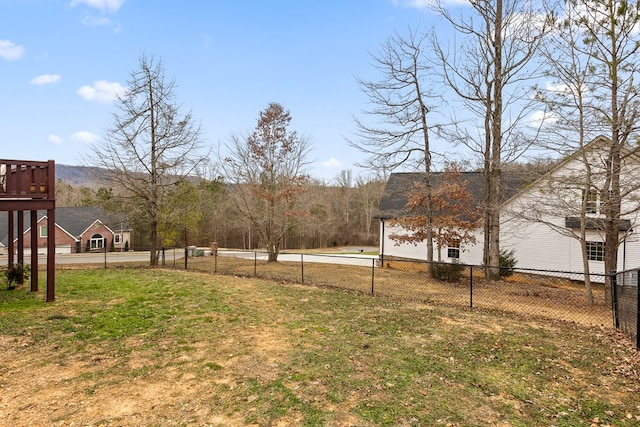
[391,163,479,253]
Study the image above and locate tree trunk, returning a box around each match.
[267,242,279,262]
[487,0,503,281]
[603,10,622,305]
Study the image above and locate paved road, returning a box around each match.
[0,251,175,265]
[1,248,379,267]
[219,250,378,267]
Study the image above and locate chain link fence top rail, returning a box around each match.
[177,249,613,329]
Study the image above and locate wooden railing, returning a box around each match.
[0,159,55,200]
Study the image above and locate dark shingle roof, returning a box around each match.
[375,171,534,219]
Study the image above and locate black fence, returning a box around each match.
[176,249,614,330]
[50,246,639,347]
[613,269,640,348]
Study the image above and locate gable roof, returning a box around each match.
[375,171,535,219]
[0,206,129,245]
[375,136,640,222]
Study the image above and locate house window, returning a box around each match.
[447,246,460,260]
[586,241,605,261]
[40,225,48,238]
[583,189,598,214]
[114,233,122,244]
[90,234,105,249]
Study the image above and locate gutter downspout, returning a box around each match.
[380,219,385,267]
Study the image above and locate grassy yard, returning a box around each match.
[0,268,638,426]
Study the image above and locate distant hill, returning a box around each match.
[55,164,108,188]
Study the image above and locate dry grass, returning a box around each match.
[184,253,611,327]
[1,268,639,426]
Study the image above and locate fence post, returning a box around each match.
[636,269,640,349]
[161,247,166,266]
[254,252,257,277]
[371,258,375,295]
[184,247,188,270]
[611,271,619,329]
[104,242,107,269]
[469,265,473,309]
[301,254,304,283]
[214,251,218,273]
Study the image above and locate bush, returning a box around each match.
[499,249,517,277]
[3,263,29,289]
[432,262,464,282]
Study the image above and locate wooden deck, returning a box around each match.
[0,159,55,301]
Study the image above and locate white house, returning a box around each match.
[376,137,640,276]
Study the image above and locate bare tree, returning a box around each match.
[432,0,548,278]
[572,0,640,298]
[523,3,601,304]
[89,55,205,265]
[512,1,640,303]
[350,28,439,270]
[354,174,386,243]
[222,102,311,262]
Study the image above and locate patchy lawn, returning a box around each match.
[0,268,638,426]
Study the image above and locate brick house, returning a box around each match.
[0,206,132,255]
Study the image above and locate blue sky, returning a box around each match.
[1,0,454,182]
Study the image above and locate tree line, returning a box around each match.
[55,165,385,254]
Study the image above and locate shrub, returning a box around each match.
[3,263,29,289]
[432,261,464,282]
[499,249,517,277]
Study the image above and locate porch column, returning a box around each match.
[46,207,55,302]
[30,210,38,292]
[17,210,24,266]
[7,210,14,266]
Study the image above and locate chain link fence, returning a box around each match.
[178,249,614,329]
[613,269,640,348]
[46,246,639,346]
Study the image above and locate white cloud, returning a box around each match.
[70,0,125,13]
[48,134,63,145]
[0,40,25,61]
[393,0,467,9]
[322,157,342,168]
[71,131,99,144]
[546,81,570,94]
[30,74,62,85]
[81,14,113,27]
[77,80,126,103]
[528,110,559,128]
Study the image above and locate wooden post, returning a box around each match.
[17,210,24,267]
[7,210,14,266]
[30,210,38,292]
[46,160,55,302]
[46,206,55,302]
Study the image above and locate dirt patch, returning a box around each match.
[1,269,638,426]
